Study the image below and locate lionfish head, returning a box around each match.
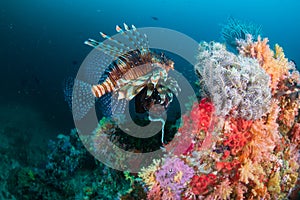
[152,52,174,72]
[164,59,174,72]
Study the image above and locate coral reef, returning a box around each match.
[6,19,300,200]
[138,25,300,199]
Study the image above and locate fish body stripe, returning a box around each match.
[92,50,166,98]
[92,81,114,98]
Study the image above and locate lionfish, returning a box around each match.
[65,24,181,142]
[83,24,180,116]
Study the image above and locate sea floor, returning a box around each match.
[0,102,60,199]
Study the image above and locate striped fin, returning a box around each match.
[71,79,95,120]
[115,23,139,50]
[111,97,127,117]
[85,39,125,59]
[116,23,149,51]
[63,76,75,110]
[125,23,149,51]
[85,23,149,59]
[96,92,127,118]
[131,24,149,51]
[95,93,112,117]
[80,49,114,85]
[99,31,132,52]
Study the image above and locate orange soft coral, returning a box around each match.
[239,100,281,162]
[238,36,289,93]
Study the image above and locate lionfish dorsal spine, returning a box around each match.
[115,23,140,51]
[121,23,149,53]
[99,31,132,52]
[85,38,125,59]
[131,25,149,52]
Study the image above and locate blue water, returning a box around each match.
[1,0,299,132]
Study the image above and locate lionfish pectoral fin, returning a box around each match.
[96,92,128,117]
[118,91,126,100]
[134,85,146,96]
[150,75,160,87]
[146,88,154,98]
[111,98,127,119]
[160,93,167,105]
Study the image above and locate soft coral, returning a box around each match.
[223,117,252,155]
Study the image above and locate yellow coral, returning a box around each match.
[279,98,299,133]
[138,159,161,189]
[215,178,233,200]
[267,171,281,194]
[274,44,288,68]
[239,159,265,188]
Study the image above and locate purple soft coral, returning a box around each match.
[155,157,194,199]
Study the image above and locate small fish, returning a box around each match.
[151,16,159,21]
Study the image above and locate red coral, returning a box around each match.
[164,98,215,155]
[290,123,300,147]
[223,118,252,155]
[190,98,215,134]
[215,160,240,180]
[189,174,217,195]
